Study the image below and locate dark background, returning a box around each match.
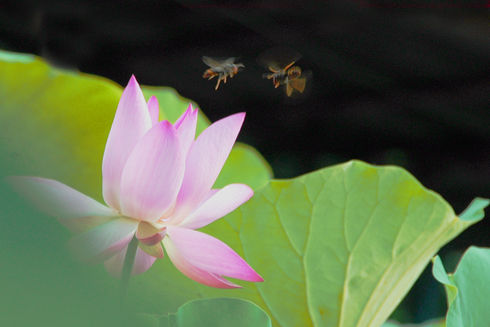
[1,0,490,323]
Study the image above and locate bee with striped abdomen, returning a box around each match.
[263,61,307,97]
[202,56,244,90]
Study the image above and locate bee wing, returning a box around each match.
[289,77,306,93]
[202,56,235,68]
[257,46,302,69]
[265,63,283,72]
[300,70,313,80]
[286,83,294,97]
[202,56,222,67]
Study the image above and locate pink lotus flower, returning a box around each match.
[9,76,263,288]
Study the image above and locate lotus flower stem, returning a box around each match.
[119,235,139,301]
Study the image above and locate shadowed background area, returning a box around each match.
[1,0,490,324]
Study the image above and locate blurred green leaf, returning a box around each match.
[138,298,271,327]
[382,319,445,327]
[432,246,490,327]
[381,319,446,327]
[458,198,490,222]
[0,50,35,63]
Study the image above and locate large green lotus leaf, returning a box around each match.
[382,319,445,327]
[432,246,490,327]
[128,161,487,327]
[138,298,272,327]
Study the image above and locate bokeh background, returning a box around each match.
[1,0,490,324]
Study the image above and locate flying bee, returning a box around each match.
[263,61,307,97]
[202,56,244,90]
[257,47,311,97]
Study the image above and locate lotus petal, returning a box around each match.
[139,242,164,259]
[136,221,166,246]
[58,215,118,234]
[67,217,138,264]
[120,121,185,222]
[163,237,241,289]
[166,225,263,282]
[174,104,198,158]
[7,176,117,219]
[171,113,245,225]
[178,184,253,229]
[147,95,159,126]
[102,76,152,212]
[104,245,157,278]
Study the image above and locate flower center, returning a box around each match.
[136,221,166,246]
